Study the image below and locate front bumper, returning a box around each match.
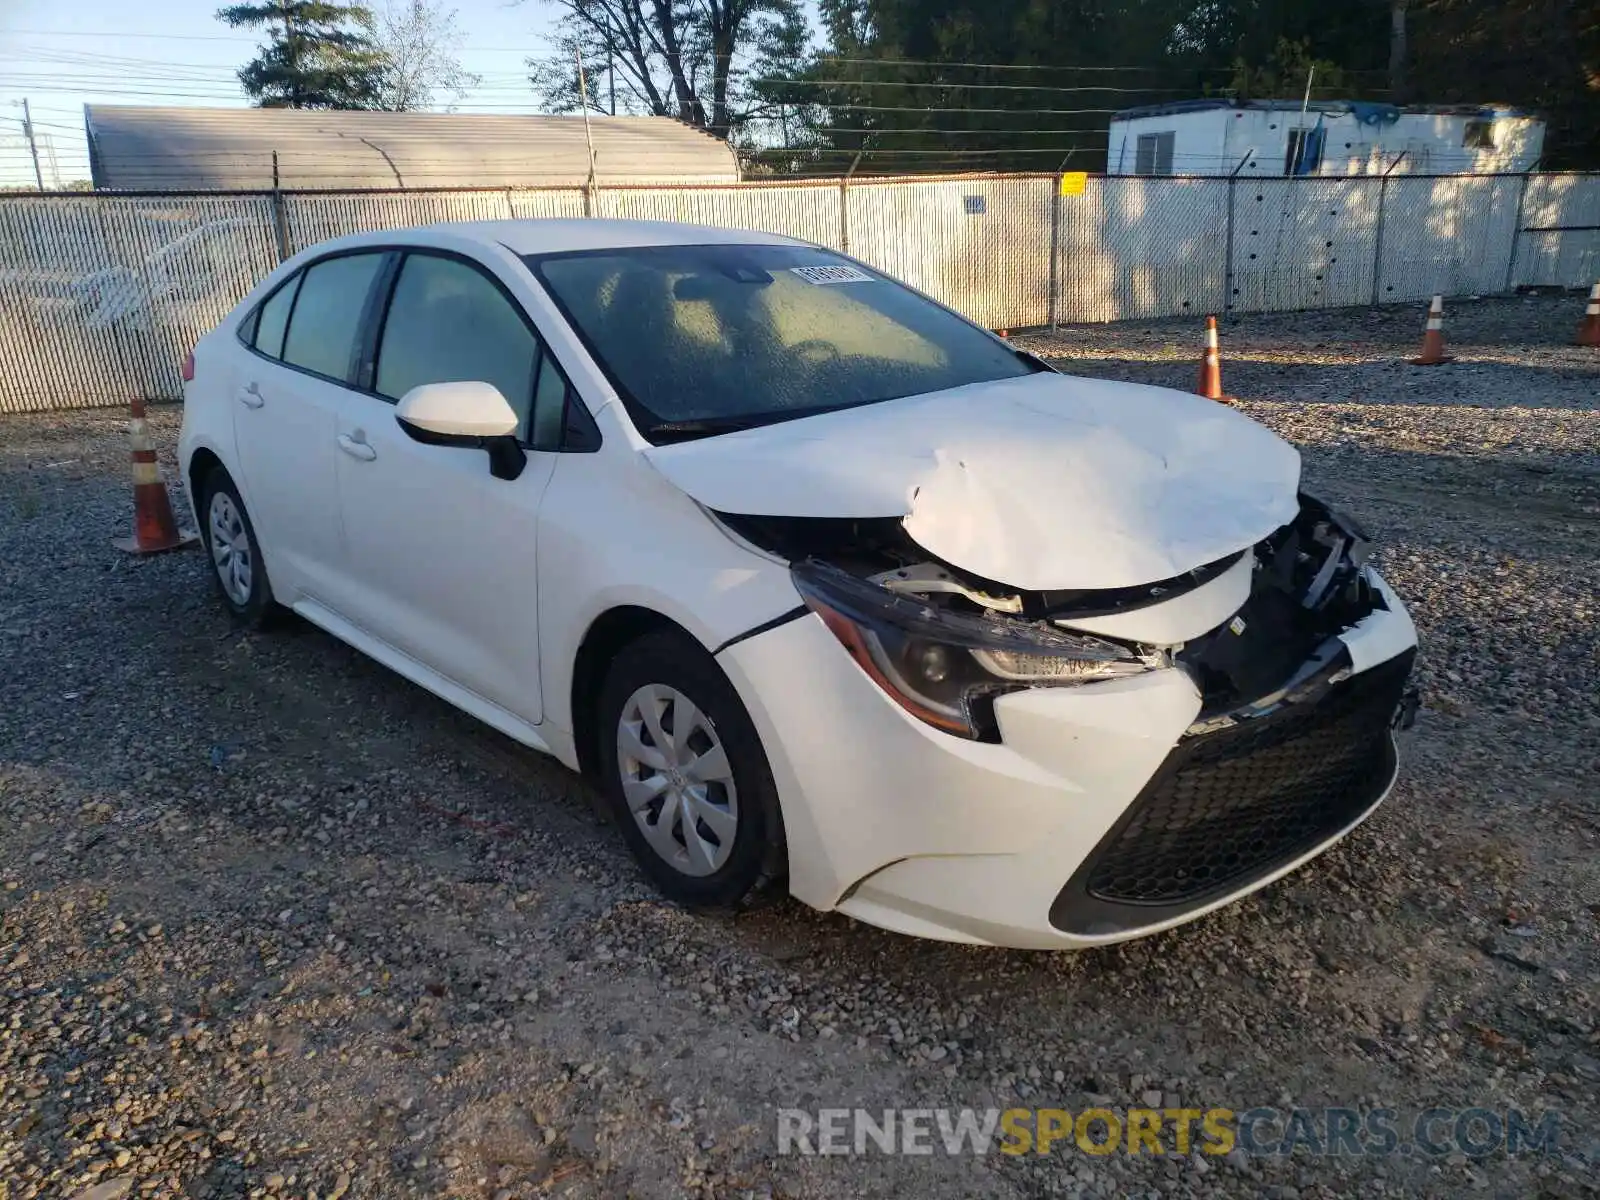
[717,571,1419,950]
[1050,646,1413,937]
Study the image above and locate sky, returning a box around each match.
[0,0,564,187]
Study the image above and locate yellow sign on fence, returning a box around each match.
[1059,172,1088,196]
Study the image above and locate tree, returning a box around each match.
[1407,0,1599,169]
[750,0,1218,175]
[1388,0,1408,100]
[218,0,388,109]
[371,0,481,111]
[1228,37,1352,100]
[524,0,808,138]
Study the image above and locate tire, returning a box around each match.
[198,465,281,629]
[597,628,787,909]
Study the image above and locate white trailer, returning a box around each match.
[1107,100,1544,177]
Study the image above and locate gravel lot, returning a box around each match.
[2,294,1597,1200]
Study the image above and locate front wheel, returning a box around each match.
[596,629,786,909]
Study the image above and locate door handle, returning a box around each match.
[337,433,377,462]
[236,383,264,409]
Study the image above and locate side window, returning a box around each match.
[375,253,539,438]
[1463,119,1497,150]
[251,273,301,360]
[529,348,570,450]
[282,253,385,382]
[1135,131,1175,176]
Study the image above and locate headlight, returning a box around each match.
[791,560,1160,740]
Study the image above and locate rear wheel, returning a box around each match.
[199,466,280,629]
[596,629,786,908]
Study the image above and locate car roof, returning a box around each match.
[311,218,811,258]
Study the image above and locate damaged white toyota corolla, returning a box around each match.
[179,220,1419,949]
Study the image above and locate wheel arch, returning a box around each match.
[575,602,790,904]
[186,445,227,517]
[569,606,695,784]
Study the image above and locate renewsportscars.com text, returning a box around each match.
[776,1105,1563,1158]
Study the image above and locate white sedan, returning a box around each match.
[178,220,1419,949]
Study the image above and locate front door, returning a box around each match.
[330,250,566,723]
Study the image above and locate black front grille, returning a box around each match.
[1051,650,1414,934]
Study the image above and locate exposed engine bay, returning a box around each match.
[718,493,1386,740]
[1178,495,1385,718]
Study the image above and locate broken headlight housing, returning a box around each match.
[792,560,1160,740]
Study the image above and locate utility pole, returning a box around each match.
[20,99,44,191]
[576,49,598,215]
[1292,66,1315,174]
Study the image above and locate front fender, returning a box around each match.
[535,449,802,745]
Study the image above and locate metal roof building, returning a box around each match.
[85,106,741,191]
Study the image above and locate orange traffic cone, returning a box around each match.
[1195,316,1235,404]
[113,398,198,556]
[1410,294,1454,365]
[1577,283,1600,348]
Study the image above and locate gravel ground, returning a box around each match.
[2,294,1597,1200]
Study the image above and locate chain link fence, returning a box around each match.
[1514,173,1600,288]
[0,194,279,410]
[1,171,1596,413]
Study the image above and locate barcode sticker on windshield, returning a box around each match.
[791,264,874,285]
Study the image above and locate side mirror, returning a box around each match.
[395,381,526,480]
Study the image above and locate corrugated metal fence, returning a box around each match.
[2,172,1596,413]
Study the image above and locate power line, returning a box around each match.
[79,146,1110,163]
[749,78,1196,94]
[0,114,90,136]
[1,83,1126,119]
[765,104,1118,116]
[76,133,1114,157]
[0,31,1171,65]
[30,153,1119,176]
[797,56,1243,74]
[0,31,1396,76]
[764,146,1100,156]
[3,67,1180,98]
[0,53,242,74]
[763,127,1113,137]
[17,119,87,137]
[3,29,257,42]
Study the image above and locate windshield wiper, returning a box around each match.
[644,416,761,443]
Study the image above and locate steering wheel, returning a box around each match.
[790,339,842,363]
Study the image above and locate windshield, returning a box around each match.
[526,243,1037,442]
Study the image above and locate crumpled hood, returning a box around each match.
[642,372,1302,591]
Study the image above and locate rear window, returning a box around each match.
[281,253,385,381]
[527,243,1033,441]
[250,274,301,360]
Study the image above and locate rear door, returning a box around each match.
[330,249,573,722]
[230,251,388,604]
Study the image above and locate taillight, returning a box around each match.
[181,350,195,382]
